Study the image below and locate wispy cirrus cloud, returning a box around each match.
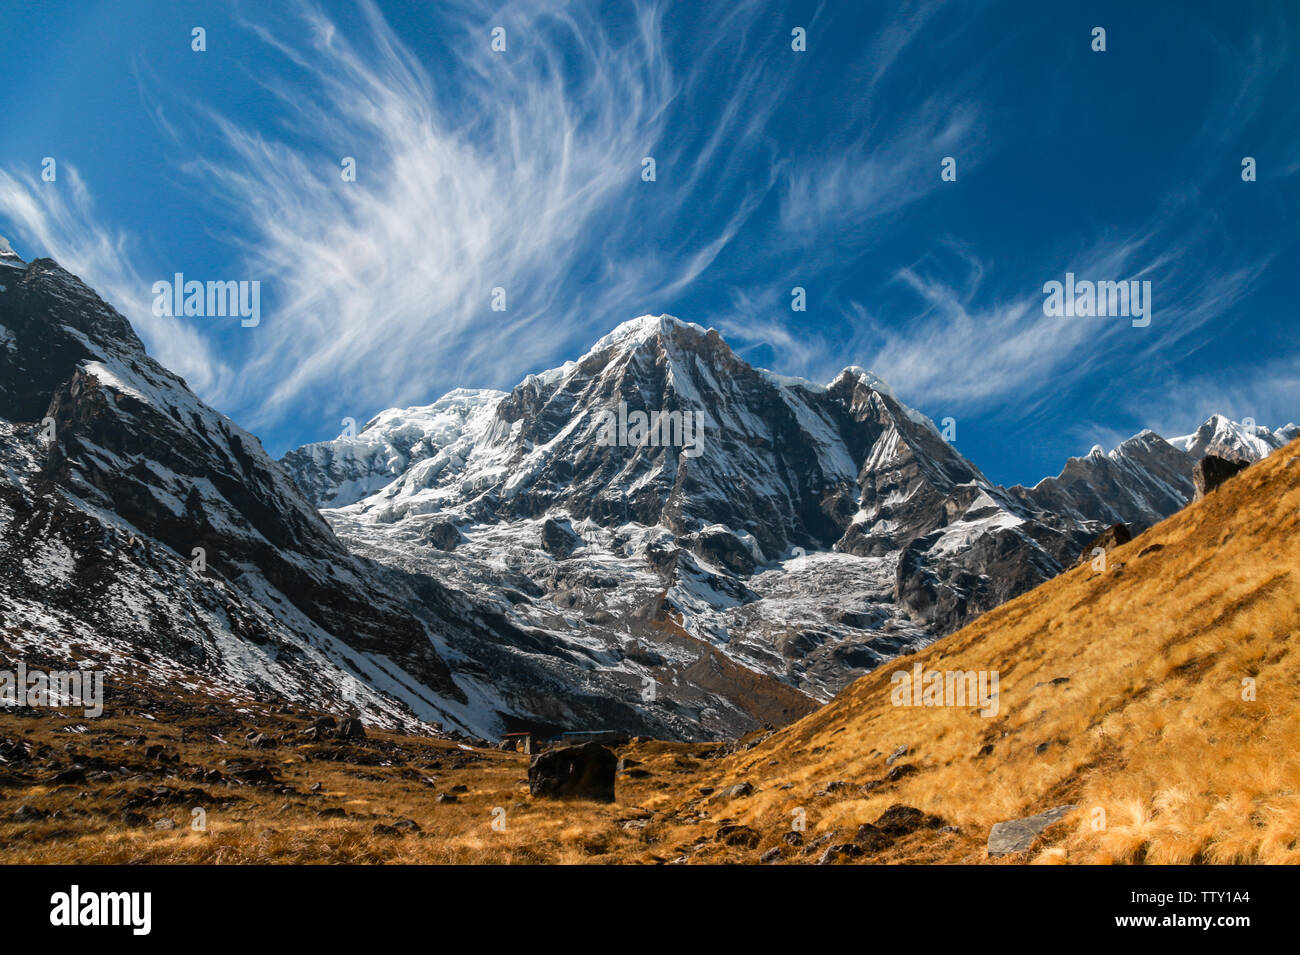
[3,0,802,441]
[187,0,681,428]
[1126,358,1300,439]
[0,165,231,396]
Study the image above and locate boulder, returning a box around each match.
[853,823,893,852]
[527,742,617,802]
[687,526,759,576]
[872,804,944,836]
[1078,523,1131,564]
[987,804,1077,856]
[884,763,917,783]
[816,843,864,865]
[714,824,760,848]
[1194,454,1248,501]
[714,781,754,800]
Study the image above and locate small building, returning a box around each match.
[501,731,533,755]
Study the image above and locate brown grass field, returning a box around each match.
[2,440,1297,864]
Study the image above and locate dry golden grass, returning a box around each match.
[3,440,1297,864]
[699,439,1300,864]
[0,684,724,865]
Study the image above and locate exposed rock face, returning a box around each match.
[0,256,474,729]
[1011,419,1293,534]
[1078,523,1132,563]
[1010,431,1196,531]
[528,742,617,802]
[1194,454,1249,500]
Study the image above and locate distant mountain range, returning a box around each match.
[1,248,1293,740]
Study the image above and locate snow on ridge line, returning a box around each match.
[587,313,709,355]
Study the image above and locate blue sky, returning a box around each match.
[1,0,1296,485]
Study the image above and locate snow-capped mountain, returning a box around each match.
[284,315,1294,707]
[0,235,23,270]
[279,316,1213,706]
[1167,414,1298,464]
[2,258,798,742]
[1010,418,1296,531]
[1007,430,1198,530]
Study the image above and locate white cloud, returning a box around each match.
[183,0,694,430]
[0,165,232,396]
[1127,359,1300,439]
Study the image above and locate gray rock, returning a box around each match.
[715,781,754,800]
[816,843,863,865]
[987,804,1077,856]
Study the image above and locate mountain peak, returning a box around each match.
[1167,413,1284,463]
[589,314,708,353]
[830,365,899,398]
[0,235,24,269]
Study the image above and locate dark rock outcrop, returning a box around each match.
[527,742,617,802]
[422,520,464,551]
[1193,454,1248,501]
[540,517,581,558]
